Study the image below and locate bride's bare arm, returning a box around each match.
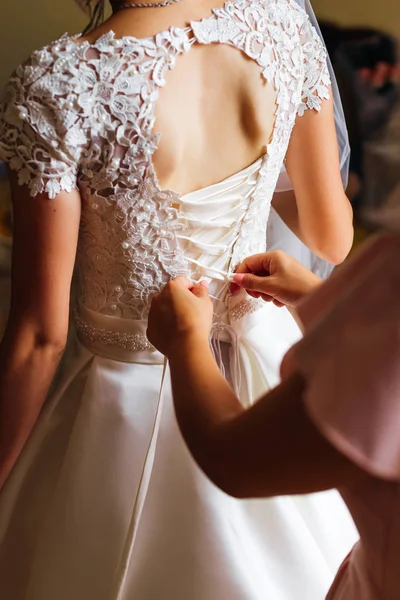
[0,176,80,490]
[272,92,353,265]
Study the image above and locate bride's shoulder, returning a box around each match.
[0,35,89,198]
[267,0,309,19]
[4,34,88,98]
[1,34,92,146]
[4,34,90,113]
[257,0,319,43]
[266,0,318,31]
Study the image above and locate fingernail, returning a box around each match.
[232,273,245,285]
[230,283,240,294]
[200,280,209,288]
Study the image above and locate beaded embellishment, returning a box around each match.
[74,313,155,352]
[229,298,265,321]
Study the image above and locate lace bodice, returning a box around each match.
[0,0,330,324]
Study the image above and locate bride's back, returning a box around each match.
[1,0,333,321]
[82,0,277,194]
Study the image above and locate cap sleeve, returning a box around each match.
[291,240,400,480]
[297,19,331,116]
[0,43,83,199]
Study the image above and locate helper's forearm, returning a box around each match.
[288,274,322,331]
[0,327,64,490]
[168,336,347,499]
[297,277,340,331]
[169,336,243,469]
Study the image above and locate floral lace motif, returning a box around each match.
[0,0,330,322]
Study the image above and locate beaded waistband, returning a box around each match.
[74,303,163,364]
[74,293,264,364]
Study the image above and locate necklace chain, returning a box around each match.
[115,0,182,8]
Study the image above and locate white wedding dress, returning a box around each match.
[0,0,358,598]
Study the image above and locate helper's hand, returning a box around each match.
[148,278,213,357]
[232,250,321,307]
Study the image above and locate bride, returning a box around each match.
[0,0,357,598]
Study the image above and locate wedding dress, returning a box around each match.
[0,0,358,598]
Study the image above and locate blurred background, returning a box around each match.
[0,0,400,333]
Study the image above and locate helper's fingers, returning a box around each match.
[272,299,285,307]
[235,253,274,275]
[260,294,274,303]
[232,272,279,296]
[190,282,210,299]
[170,277,194,291]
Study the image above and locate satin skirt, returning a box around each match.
[0,301,358,600]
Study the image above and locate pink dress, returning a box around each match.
[291,234,400,600]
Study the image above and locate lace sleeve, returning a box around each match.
[297,19,331,116]
[0,49,81,199]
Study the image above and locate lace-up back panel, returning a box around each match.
[0,0,330,322]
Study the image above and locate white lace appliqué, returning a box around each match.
[0,0,330,325]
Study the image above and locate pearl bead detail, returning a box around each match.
[114,285,122,293]
[229,298,264,321]
[110,304,117,311]
[74,312,154,353]
[122,241,130,249]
